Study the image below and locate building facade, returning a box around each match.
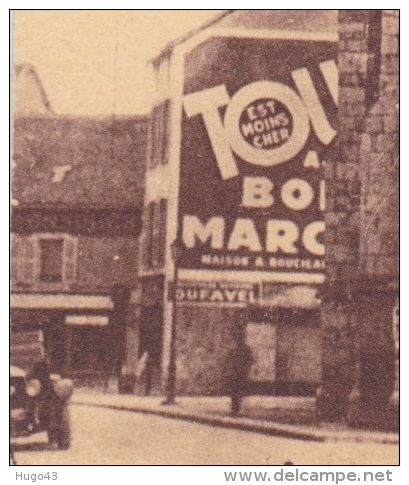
[318,10,399,430]
[139,11,339,396]
[11,65,148,388]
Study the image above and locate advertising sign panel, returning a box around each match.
[168,280,259,305]
[179,35,337,279]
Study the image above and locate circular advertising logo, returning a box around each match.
[239,97,293,150]
[224,81,310,167]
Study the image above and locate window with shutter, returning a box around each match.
[11,233,77,288]
[39,238,63,282]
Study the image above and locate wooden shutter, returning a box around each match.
[10,234,21,283]
[161,100,170,165]
[150,106,160,168]
[63,236,77,284]
[158,199,167,267]
[144,203,155,269]
[21,237,37,284]
[152,202,160,267]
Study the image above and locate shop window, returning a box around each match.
[10,233,77,288]
[69,325,111,373]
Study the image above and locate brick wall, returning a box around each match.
[319,10,399,429]
[360,10,399,278]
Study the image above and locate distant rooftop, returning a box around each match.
[13,64,54,118]
[12,65,149,209]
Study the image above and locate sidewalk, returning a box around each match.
[71,389,398,445]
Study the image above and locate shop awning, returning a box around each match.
[10,293,114,310]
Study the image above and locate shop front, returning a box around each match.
[10,293,122,386]
[247,285,321,396]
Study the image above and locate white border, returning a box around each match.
[180,268,325,284]
[182,28,338,55]
[4,6,402,476]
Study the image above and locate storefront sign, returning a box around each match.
[178,35,337,278]
[65,315,109,326]
[168,280,260,305]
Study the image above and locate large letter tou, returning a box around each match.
[184,85,238,180]
[292,68,336,145]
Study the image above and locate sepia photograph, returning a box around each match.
[9,9,399,469]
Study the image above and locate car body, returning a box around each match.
[10,364,74,450]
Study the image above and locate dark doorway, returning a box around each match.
[139,305,163,395]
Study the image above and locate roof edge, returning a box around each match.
[149,10,234,65]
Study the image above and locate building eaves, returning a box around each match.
[149,10,234,65]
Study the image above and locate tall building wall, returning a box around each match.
[318,10,399,430]
[141,10,338,396]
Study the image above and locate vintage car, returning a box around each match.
[10,364,74,450]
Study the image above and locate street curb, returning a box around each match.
[72,400,399,445]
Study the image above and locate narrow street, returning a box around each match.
[13,404,399,466]
[11,8,400,475]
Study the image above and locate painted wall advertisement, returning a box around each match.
[168,280,259,304]
[179,35,337,277]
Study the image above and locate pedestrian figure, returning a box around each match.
[224,323,254,417]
